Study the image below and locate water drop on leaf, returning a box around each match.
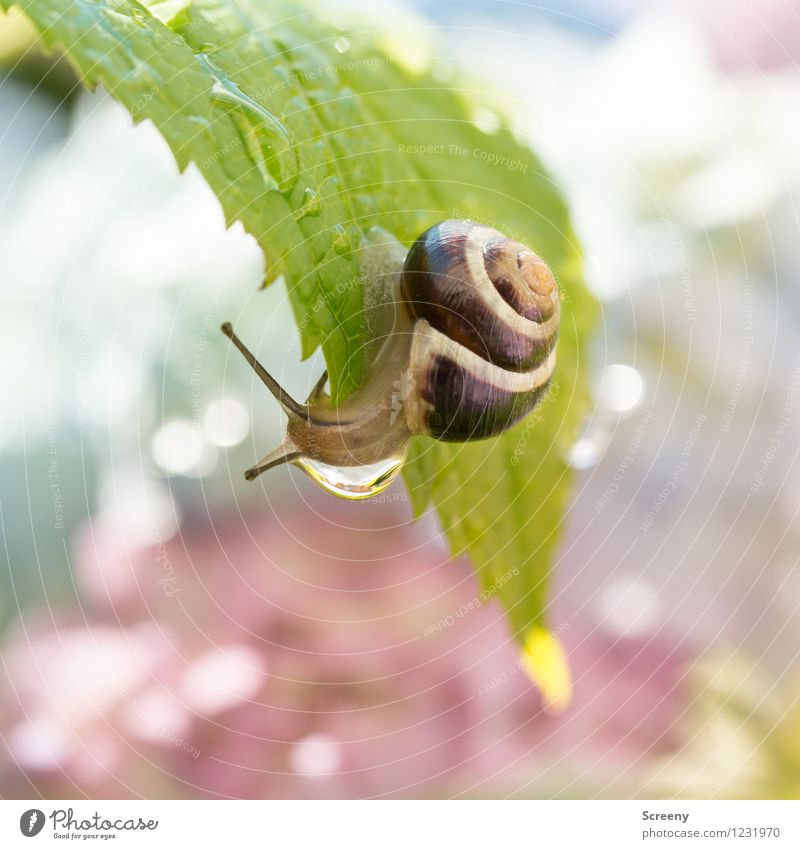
[197,53,299,194]
[293,186,322,221]
[331,225,353,256]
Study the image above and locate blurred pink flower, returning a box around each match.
[681,0,800,72]
[0,498,691,798]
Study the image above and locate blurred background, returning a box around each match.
[1,0,799,799]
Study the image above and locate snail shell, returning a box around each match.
[222,219,560,495]
[401,220,559,440]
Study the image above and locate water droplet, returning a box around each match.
[334,37,351,54]
[293,455,404,499]
[331,225,353,255]
[129,6,149,27]
[197,53,299,194]
[293,186,322,221]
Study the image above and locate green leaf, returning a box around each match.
[4,0,597,684]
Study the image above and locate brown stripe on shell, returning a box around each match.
[420,354,550,441]
[401,221,557,372]
[402,319,557,440]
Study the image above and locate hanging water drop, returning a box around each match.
[292,454,406,499]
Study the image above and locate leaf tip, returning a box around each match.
[520,625,572,715]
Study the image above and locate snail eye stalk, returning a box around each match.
[220,322,307,419]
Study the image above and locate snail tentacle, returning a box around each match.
[221,322,308,420]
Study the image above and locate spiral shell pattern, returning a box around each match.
[400,220,560,441]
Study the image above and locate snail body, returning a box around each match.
[222,220,560,497]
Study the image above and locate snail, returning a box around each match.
[221,219,560,498]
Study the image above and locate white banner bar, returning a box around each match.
[2,800,799,848]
